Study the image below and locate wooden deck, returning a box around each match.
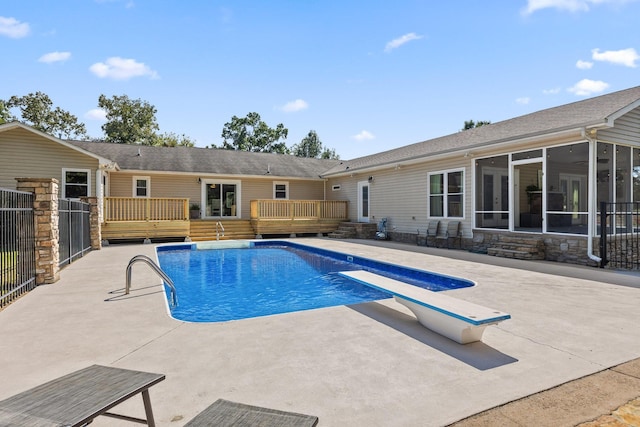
[250,200,348,237]
[101,198,349,241]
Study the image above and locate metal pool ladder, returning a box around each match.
[126,254,177,307]
[215,221,225,240]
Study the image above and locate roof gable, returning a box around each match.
[0,122,114,166]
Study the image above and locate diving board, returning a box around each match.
[339,270,510,344]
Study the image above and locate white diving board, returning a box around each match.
[339,270,511,344]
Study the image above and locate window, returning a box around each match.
[428,169,463,218]
[62,169,90,199]
[274,181,288,199]
[133,176,150,197]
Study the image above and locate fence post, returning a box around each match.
[599,201,607,268]
[81,196,102,250]
[15,177,60,284]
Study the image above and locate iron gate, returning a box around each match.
[58,199,91,268]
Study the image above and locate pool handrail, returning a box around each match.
[215,221,225,240]
[126,254,177,307]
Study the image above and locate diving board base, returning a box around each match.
[339,270,510,344]
[393,296,489,344]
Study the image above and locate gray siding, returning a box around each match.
[599,106,640,145]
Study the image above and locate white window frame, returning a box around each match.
[61,168,91,199]
[273,181,289,199]
[132,176,151,198]
[428,168,464,218]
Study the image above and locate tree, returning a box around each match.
[320,147,340,160]
[0,100,10,125]
[292,130,339,159]
[219,112,289,154]
[154,132,196,147]
[98,94,159,145]
[6,92,88,138]
[462,120,491,130]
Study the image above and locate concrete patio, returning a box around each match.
[1,238,640,426]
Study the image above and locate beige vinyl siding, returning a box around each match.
[0,127,99,193]
[327,156,474,236]
[600,106,640,145]
[108,172,326,219]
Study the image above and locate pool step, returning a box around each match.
[189,220,256,241]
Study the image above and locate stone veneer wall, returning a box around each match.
[388,228,601,267]
[15,178,60,284]
[471,230,599,267]
[81,196,102,250]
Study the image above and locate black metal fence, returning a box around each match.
[599,201,640,269]
[58,199,91,268]
[0,188,36,307]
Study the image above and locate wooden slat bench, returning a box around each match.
[339,270,510,344]
[0,365,165,427]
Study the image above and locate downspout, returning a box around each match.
[583,128,602,264]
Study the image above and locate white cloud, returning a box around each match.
[567,79,610,96]
[576,59,593,69]
[89,57,159,80]
[0,16,30,38]
[543,87,562,95]
[280,99,308,113]
[592,47,639,67]
[384,33,423,53]
[353,130,375,141]
[85,108,107,121]
[38,51,71,64]
[523,0,636,15]
[516,97,531,105]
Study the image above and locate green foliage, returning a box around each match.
[154,132,196,147]
[219,112,289,154]
[0,100,10,125]
[98,94,159,145]
[462,119,491,130]
[6,92,88,138]
[292,130,340,159]
[320,147,340,160]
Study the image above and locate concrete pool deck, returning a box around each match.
[1,238,639,426]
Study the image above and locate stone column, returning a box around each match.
[15,178,60,284]
[81,196,102,250]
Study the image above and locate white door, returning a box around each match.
[357,181,370,223]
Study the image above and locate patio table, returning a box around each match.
[0,364,165,427]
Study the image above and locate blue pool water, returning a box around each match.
[156,241,474,322]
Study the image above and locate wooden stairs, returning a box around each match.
[189,220,256,241]
[487,234,545,260]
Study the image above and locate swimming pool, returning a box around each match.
[156,240,474,322]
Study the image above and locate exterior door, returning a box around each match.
[357,181,370,223]
[480,167,509,228]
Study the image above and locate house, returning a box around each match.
[320,85,640,266]
[2,85,640,266]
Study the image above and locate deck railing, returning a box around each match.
[104,197,189,222]
[250,200,348,220]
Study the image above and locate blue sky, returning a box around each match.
[2,1,640,159]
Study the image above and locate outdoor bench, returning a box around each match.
[0,364,165,427]
[339,270,510,344]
